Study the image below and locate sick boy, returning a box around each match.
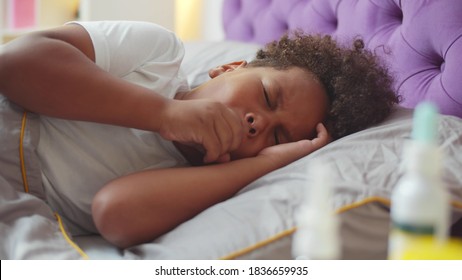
[0,22,399,248]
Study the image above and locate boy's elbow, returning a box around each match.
[92,185,168,249]
[92,189,138,249]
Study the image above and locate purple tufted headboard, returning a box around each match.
[222,0,462,118]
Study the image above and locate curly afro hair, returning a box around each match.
[247,31,401,139]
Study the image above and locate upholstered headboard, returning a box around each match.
[222,0,462,118]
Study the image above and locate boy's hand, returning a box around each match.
[159,99,245,163]
[257,123,330,168]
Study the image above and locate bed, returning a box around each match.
[1,0,462,260]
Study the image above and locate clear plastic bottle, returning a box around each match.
[388,102,450,260]
[292,161,340,260]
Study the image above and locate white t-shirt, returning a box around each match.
[37,21,190,235]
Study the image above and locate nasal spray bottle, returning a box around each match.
[292,161,340,260]
[388,102,450,259]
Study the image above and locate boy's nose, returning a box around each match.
[247,116,256,135]
[246,113,267,137]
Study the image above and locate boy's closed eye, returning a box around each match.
[262,83,280,145]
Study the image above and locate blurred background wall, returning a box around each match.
[0,0,225,43]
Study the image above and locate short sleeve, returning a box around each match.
[68,21,185,78]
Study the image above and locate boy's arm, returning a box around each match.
[92,124,329,248]
[0,24,243,163]
[0,24,169,131]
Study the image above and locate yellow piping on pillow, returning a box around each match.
[220,228,296,260]
[219,196,462,260]
[335,196,390,214]
[219,196,389,260]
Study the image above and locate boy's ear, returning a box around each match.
[208,60,247,78]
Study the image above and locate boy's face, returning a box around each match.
[182,62,329,160]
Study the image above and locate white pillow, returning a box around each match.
[121,107,462,259]
[181,40,261,88]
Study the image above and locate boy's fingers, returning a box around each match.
[311,123,330,148]
[202,130,221,163]
[213,112,234,156]
[223,109,245,152]
[205,108,244,163]
[282,123,330,159]
[215,153,231,163]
